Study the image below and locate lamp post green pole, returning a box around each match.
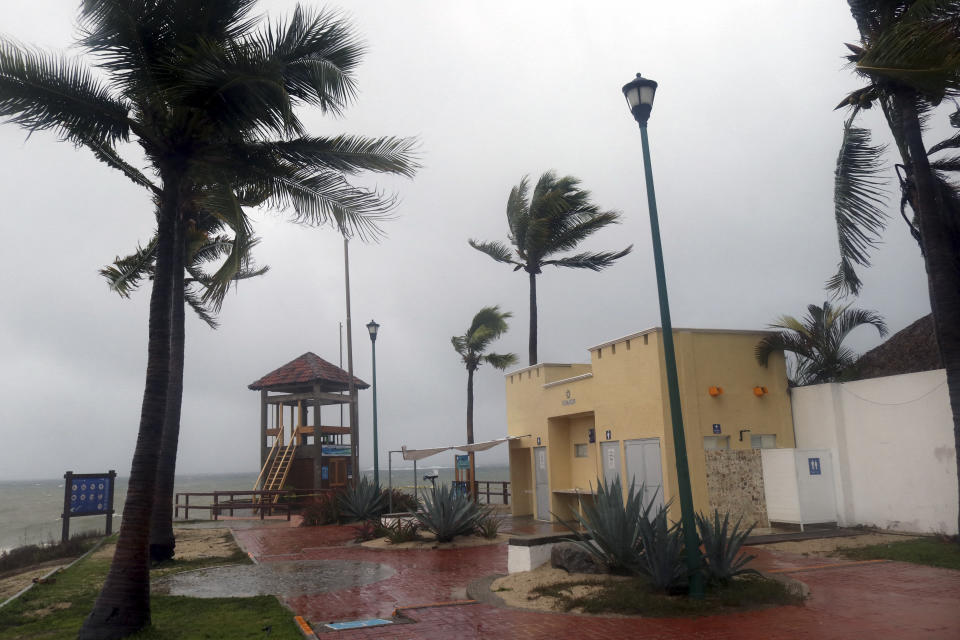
[367,320,381,486]
[623,73,704,599]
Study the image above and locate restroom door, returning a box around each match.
[625,438,664,514]
[534,447,550,521]
[600,441,621,487]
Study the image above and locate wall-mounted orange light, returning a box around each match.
[753,386,769,397]
[708,386,723,397]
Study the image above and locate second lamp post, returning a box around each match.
[366,319,381,486]
[622,72,703,599]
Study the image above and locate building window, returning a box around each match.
[611,343,616,355]
[574,443,588,458]
[750,434,776,449]
[703,436,730,450]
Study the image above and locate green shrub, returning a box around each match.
[299,492,341,527]
[414,484,485,542]
[338,476,387,522]
[637,505,688,592]
[696,509,757,584]
[558,477,652,575]
[475,510,503,539]
[382,488,419,513]
[382,519,421,544]
[0,531,101,574]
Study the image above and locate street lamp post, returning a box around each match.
[622,73,704,599]
[366,320,381,486]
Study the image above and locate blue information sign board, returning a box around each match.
[808,458,821,475]
[455,455,470,470]
[712,424,721,434]
[69,477,111,515]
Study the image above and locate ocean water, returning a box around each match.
[0,465,511,553]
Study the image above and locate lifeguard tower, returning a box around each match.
[249,352,368,492]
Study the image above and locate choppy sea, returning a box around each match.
[0,464,510,553]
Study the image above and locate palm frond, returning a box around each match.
[484,352,518,370]
[542,247,634,272]
[0,38,131,144]
[183,283,220,329]
[830,118,889,296]
[245,135,419,177]
[100,236,158,297]
[468,239,518,266]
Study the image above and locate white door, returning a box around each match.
[534,447,550,521]
[601,441,621,488]
[625,438,664,513]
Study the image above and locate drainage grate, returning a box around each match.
[324,618,393,631]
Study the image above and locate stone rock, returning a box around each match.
[550,542,607,574]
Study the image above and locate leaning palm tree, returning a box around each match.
[830,0,960,537]
[0,3,416,637]
[452,306,517,495]
[470,171,632,365]
[755,301,888,386]
[102,212,268,563]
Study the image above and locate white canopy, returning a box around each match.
[400,435,528,461]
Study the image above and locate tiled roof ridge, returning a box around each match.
[248,351,369,390]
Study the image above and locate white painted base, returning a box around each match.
[507,542,557,573]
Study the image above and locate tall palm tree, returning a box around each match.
[755,301,888,386]
[469,171,632,366]
[830,0,960,538]
[452,307,517,494]
[102,214,268,563]
[0,3,416,637]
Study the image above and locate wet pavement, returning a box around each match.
[152,558,395,598]
[185,519,960,638]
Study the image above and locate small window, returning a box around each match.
[750,434,776,449]
[626,340,631,350]
[597,348,602,359]
[611,343,616,355]
[643,334,649,345]
[574,443,589,458]
[703,436,730,450]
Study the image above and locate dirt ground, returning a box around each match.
[0,527,240,604]
[758,532,920,556]
[361,532,511,550]
[490,564,627,612]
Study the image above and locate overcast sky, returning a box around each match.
[0,1,946,481]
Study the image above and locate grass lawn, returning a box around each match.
[835,536,960,570]
[0,537,300,639]
[532,574,803,617]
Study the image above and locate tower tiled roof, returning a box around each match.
[248,352,369,391]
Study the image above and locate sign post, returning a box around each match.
[62,470,116,543]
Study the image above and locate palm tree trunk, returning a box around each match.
[897,91,960,539]
[79,172,182,639]
[466,367,475,499]
[528,271,538,366]
[149,215,186,563]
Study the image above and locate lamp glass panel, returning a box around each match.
[639,85,656,106]
[625,87,640,107]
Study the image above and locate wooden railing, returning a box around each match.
[174,489,329,520]
[473,481,510,505]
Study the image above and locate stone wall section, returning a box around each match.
[704,449,769,528]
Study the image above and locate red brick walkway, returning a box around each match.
[232,526,960,639]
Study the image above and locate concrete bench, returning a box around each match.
[507,532,588,573]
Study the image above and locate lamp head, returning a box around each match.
[366,319,380,341]
[622,73,658,125]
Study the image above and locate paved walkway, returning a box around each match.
[230,524,960,639]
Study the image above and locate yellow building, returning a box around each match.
[506,327,794,522]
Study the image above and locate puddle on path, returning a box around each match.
[153,559,395,598]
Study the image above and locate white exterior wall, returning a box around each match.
[791,370,958,535]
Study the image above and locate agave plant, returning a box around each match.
[414,484,485,542]
[636,506,688,592]
[559,477,653,575]
[338,476,387,523]
[696,510,758,584]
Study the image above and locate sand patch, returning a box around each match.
[88,528,238,564]
[24,601,72,618]
[361,532,510,550]
[760,533,920,556]
[0,564,69,602]
[490,564,628,612]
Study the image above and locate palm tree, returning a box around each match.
[102,214,268,563]
[452,307,517,495]
[830,0,960,538]
[755,301,888,386]
[0,3,416,637]
[469,171,632,366]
